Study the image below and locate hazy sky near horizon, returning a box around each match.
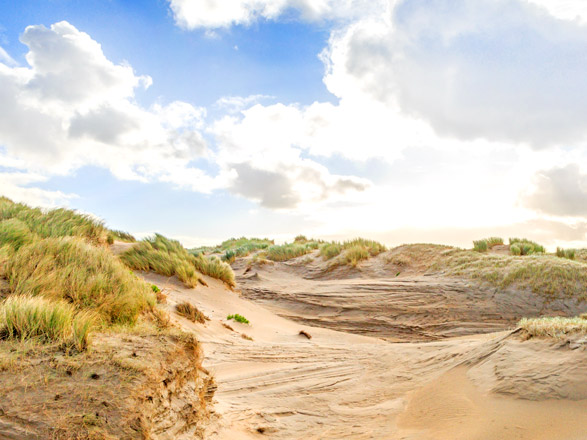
[1,0,587,248]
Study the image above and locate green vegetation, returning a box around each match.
[0,197,110,246]
[519,316,587,339]
[195,255,235,287]
[0,197,166,351]
[5,237,155,325]
[108,229,136,243]
[151,284,161,293]
[485,237,504,248]
[120,233,235,287]
[266,243,313,261]
[556,247,576,260]
[175,301,208,323]
[473,237,504,252]
[473,240,488,252]
[342,238,386,256]
[343,244,370,267]
[426,247,587,301]
[0,295,94,351]
[509,237,545,255]
[227,313,249,324]
[320,242,342,260]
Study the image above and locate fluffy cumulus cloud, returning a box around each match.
[321,0,587,147]
[523,164,587,217]
[0,21,367,209]
[168,0,385,29]
[0,21,213,187]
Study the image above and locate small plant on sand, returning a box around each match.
[227,314,249,324]
[556,247,576,260]
[473,240,488,252]
[519,316,587,339]
[175,302,208,323]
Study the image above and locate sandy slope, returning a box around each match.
[141,271,587,440]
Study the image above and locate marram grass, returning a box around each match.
[0,295,94,351]
[121,234,235,287]
[519,316,587,339]
[6,237,155,325]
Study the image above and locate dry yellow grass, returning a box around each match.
[519,316,587,339]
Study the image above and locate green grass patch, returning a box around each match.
[473,240,488,252]
[320,242,342,260]
[266,243,311,261]
[109,230,136,243]
[509,237,545,255]
[121,234,235,287]
[0,197,110,245]
[227,314,249,324]
[556,247,576,260]
[6,237,155,325]
[0,295,94,351]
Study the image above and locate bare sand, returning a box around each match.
[141,266,587,440]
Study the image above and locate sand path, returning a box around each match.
[141,272,587,440]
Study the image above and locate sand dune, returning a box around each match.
[141,269,587,440]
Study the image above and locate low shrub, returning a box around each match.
[510,244,521,256]
[0,295,94,350]
[227,314,249,324]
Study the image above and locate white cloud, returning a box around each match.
[0,21,221,192]
[522,164,587,217]
[0,171,76,207]
[526,0,587,23]
[322,0,587,148]
[0,21,368,210]
[168,0,386,29]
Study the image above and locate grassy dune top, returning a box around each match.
[389,244,587,301]
[122,233,235,288]
[0,197,159,351]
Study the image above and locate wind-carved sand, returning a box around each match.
[141,250,587,440]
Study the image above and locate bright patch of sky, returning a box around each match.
[1,0,587,248]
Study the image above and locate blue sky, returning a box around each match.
[1,0,587,248]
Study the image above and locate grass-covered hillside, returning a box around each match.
[0,197,215,438]
[388,242,587,301]
[122,233,235,288]
[0,197,158,349]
